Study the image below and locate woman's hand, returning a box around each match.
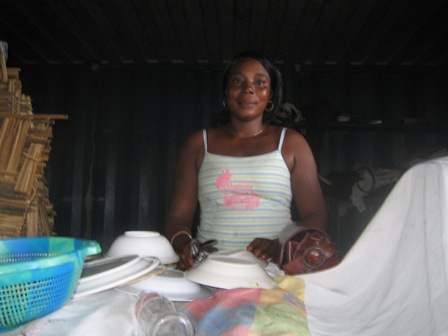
[247,238,279,261]
[174,240,195,271]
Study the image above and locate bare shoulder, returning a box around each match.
[178,129,206,170]
[283,127,309,147]
[182,129,204,150]
[264,125,302,139]
[280,127,314,169]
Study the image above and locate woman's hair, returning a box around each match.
[214,50,284,125]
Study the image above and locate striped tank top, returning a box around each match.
[197,127,293,250]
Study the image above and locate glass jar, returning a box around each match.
[135,292,194,336]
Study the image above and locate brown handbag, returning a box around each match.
[277,226,340,275]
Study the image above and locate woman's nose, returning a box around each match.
[242,84,254,94]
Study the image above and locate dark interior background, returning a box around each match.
[2,0,448,255]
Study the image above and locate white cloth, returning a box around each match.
[2,290,141,336]
[299,157,448,336]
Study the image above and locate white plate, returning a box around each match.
[79,255,141,283]
[186,257,276,290]
[74,257,160,299]
[127,269,213,302]
[208,249,268,268]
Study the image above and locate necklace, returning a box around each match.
[227,125,264,139]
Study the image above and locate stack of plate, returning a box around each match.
[74,255,160,299]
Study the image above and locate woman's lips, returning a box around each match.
[238,101,257,108]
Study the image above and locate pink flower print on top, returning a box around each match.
[215,169,261,210]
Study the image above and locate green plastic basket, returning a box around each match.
[0,237,101,331]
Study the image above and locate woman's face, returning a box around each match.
[225,58,272,121]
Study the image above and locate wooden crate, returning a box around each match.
[0,60,67,237]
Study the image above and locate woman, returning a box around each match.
[165,51,327,271]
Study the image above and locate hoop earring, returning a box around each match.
[222,99,227,109]
[265,101,274,112]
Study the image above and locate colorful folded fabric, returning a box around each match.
[182,287,309,336]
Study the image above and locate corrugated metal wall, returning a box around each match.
[19,66,448,252]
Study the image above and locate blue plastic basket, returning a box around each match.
[0,237,101,331]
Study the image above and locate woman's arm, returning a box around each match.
[164,130,204,269]
[284,129,328,231]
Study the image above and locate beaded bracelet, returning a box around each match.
[170,230,192,244]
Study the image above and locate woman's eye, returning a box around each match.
[231,78,242,85]
[255,80,265,86]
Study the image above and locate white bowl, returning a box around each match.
[106,231,179,265]
[185,256,276,290]
[129,269,212,302]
